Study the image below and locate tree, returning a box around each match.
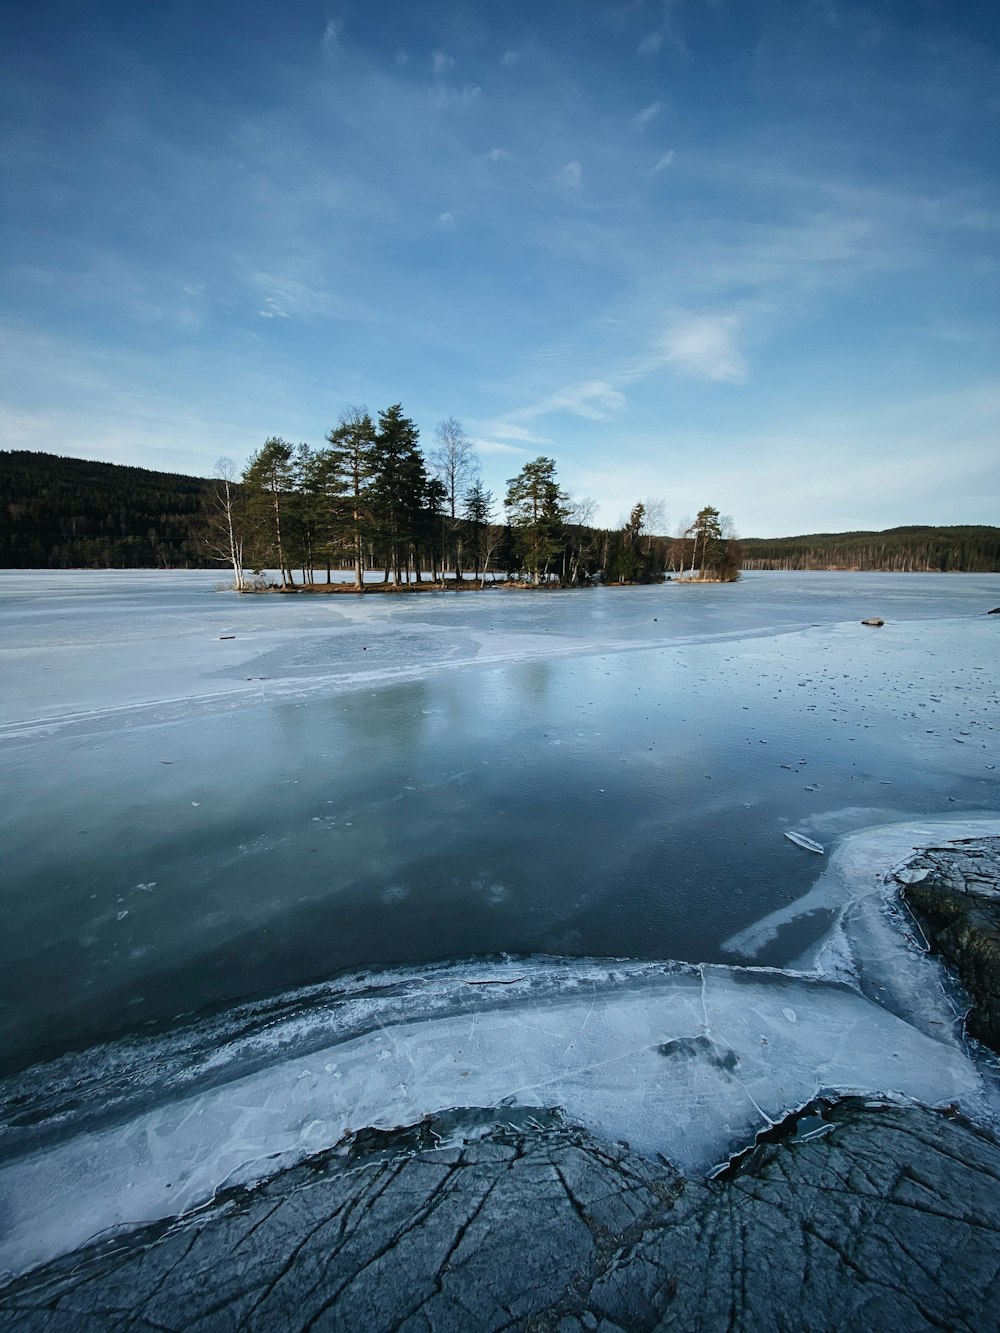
[430,418,478,519]
[289,442,322,584]
[206,457,246,590]
[324,408,376,588]
[504,456,568,584]
[369,404,426,584]
[422,474,448,581]
[614,503,646,583]
[243,437,295,587]
[430,417,479,579]
[463,479,496,585]
[564,496,598,584]
[642,496,667,555]
[685,505,740,581]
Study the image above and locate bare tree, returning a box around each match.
[430,417,479,579]
[565,496,597,584]
[207,457,246,590]
[430,418,478,518]
[642,496,667,554]
[671,516,693,578]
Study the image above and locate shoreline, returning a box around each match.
[3,828,999,1297]
[4,830,1000,1325]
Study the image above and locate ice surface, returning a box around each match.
[1,570,999,1280]
[726,815,1000,1039]
[0,955,988,1280]
[2,570,998,1066]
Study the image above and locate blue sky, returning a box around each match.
[2,0,998,535]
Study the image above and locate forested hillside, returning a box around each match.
[0,451,215,568]
[740,527,1000,573]
[1,450,997,573]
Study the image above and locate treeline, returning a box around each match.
[5,448,994,579]
[0,451,216,568]
[216,407,739,588]
[741,526,1000,573]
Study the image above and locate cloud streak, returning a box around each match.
[630,101,663,130]
[658,312,747,383]
[556,160,582,187]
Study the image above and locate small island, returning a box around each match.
[211,407,741,593]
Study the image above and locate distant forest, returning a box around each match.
[0,451,214,569]
[1,449,998,574]
[740,528,1000,573]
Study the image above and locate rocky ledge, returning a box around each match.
[2,1099,1000,1332]
[898,836,1000,1052]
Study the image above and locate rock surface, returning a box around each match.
[2,1100,1000,1332]
[900,837,1000,1051]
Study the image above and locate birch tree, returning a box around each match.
[208,457,246,590]
[243,437,295,587]
[430,417,479,579]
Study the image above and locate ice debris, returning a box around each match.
[784,831,825,854]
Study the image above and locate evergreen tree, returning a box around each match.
[614,503,646,583]
[463,479,496,584]
[369,404,425,584]
[243,437,295,587]
[324,408,376,588]
[686,505,740,581]
[504,457,568,584]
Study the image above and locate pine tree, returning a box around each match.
[324,408,376,588]
[463,479,496,584]
[504,457,568,584]
[369,405,426,584]
[243,437,295,587]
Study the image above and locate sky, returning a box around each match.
[2,0,998,536]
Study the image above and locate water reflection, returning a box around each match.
[1,572,997,1071]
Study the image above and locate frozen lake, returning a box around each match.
[1,569,998,1073]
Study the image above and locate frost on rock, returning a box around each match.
[0,952,988,1280]
[4,1102,1000,1333]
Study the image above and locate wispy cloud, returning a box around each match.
[429,82,482,109]
[500,49,519,67]
[485,147,511,163]
[651,149,675,171]
[432,49,455,75]
[394,49,409,66]
[518,379,627,421]
[630,100,663,130]
[436,211,455,230]
[556,160,582,187]
[248,270,371,324]
[487,424,554,444]
[472,437,530,456]
[639,0,688,57]
[658,311,747,382]
[321,18,342,49]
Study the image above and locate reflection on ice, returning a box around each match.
[2,571,998,1066]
